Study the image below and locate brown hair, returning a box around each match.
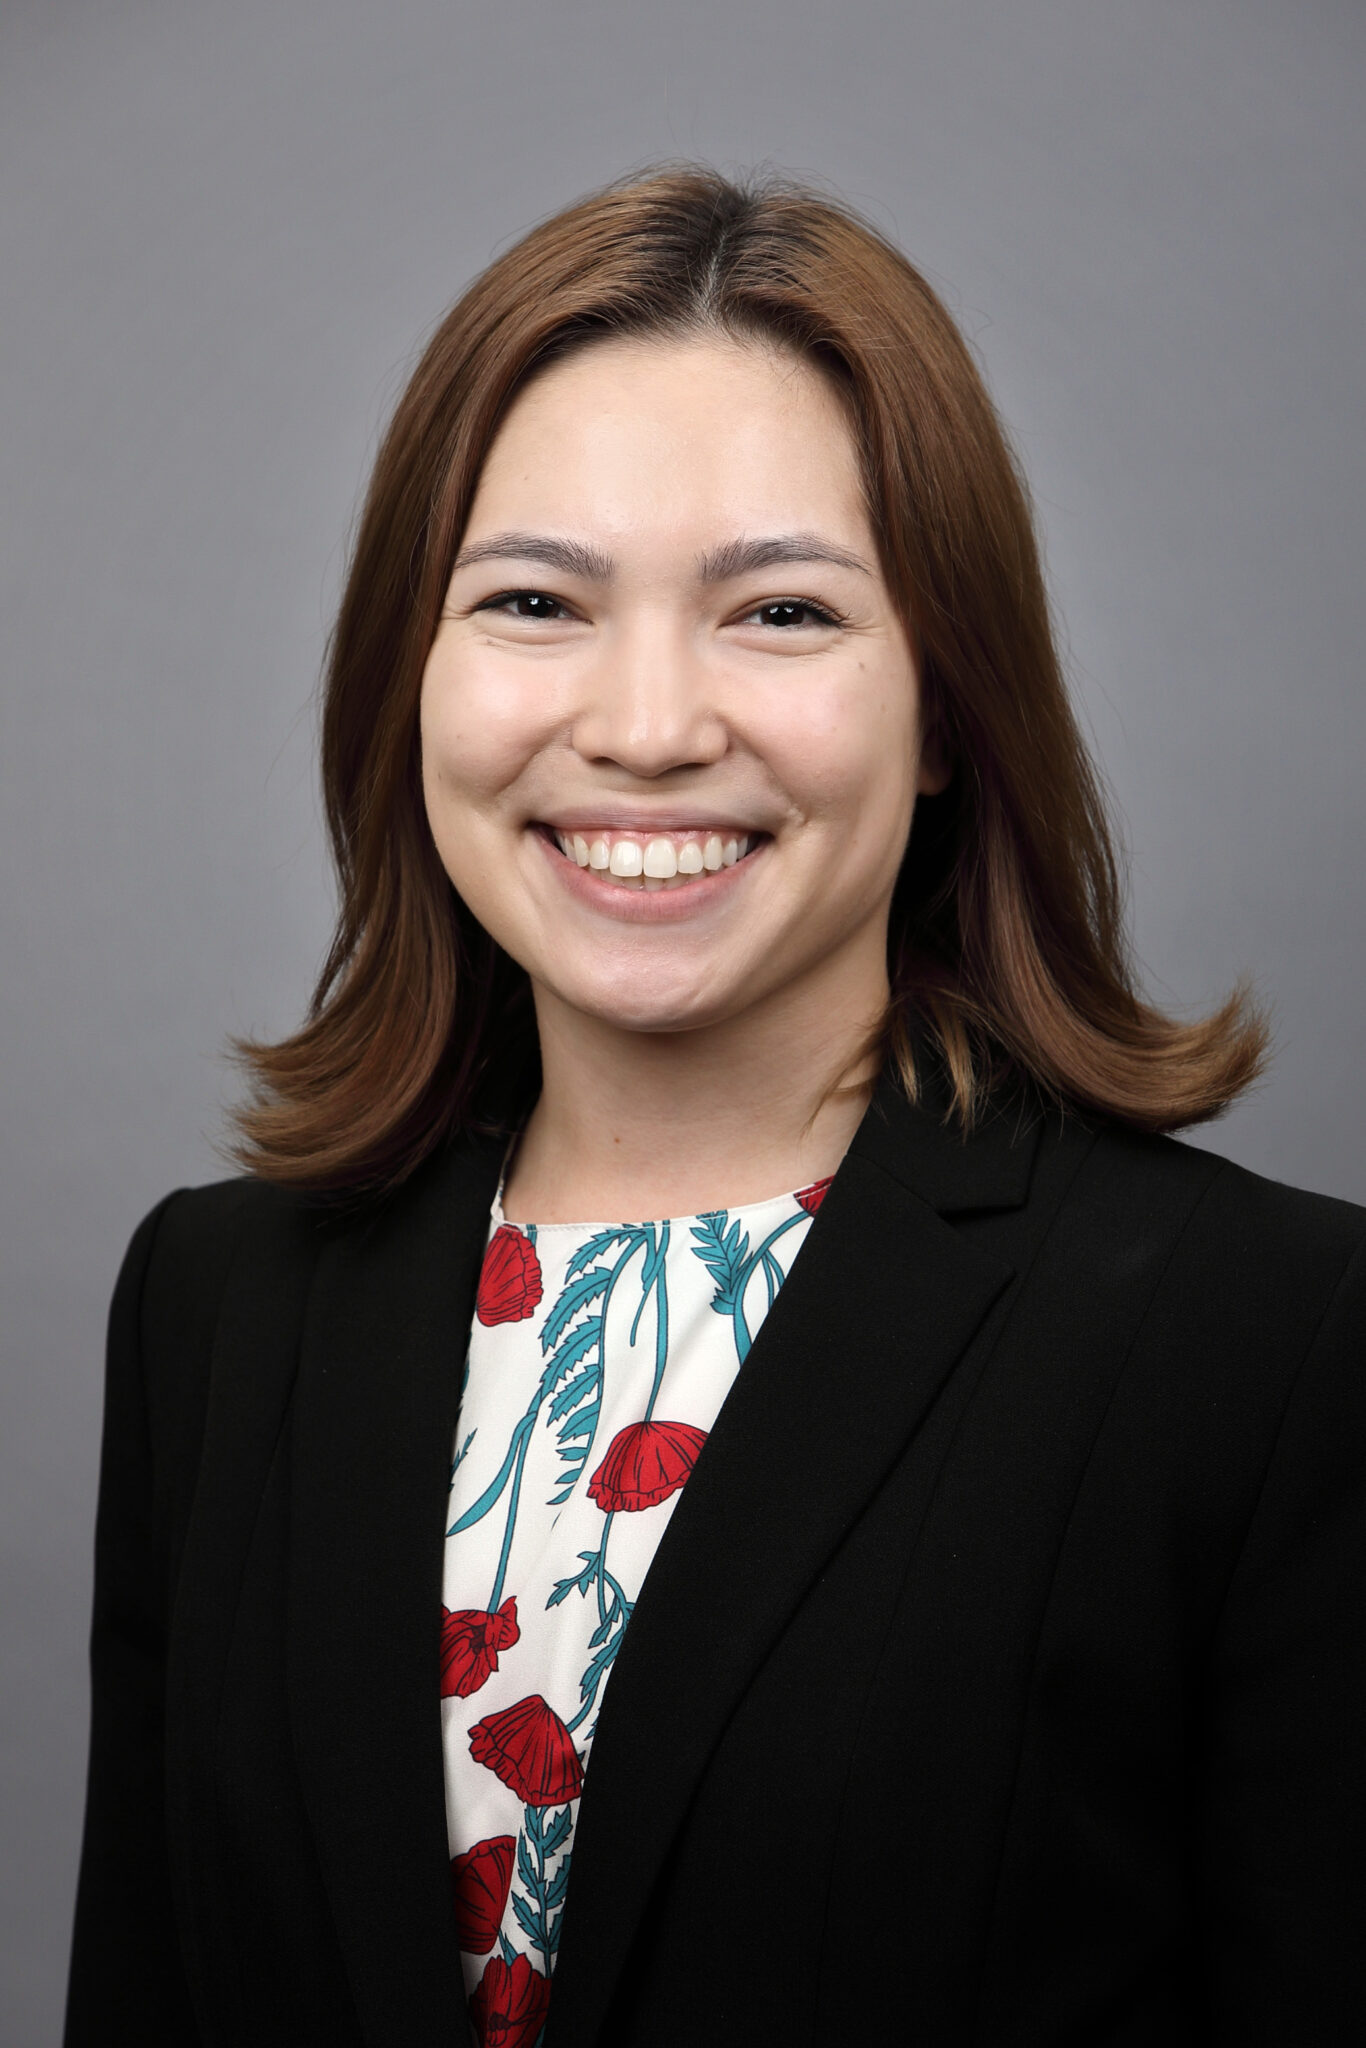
[232,166,1266,1191]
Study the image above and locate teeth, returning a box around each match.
[643,836,678,878]
[550,827,753,887]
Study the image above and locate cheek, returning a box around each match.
[419,652,545,808]
[754,666,920,831]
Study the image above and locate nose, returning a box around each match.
[570,617,728,778]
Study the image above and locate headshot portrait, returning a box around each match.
[3,4,1363,2046]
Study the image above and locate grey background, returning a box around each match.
[3,0,1362,2033]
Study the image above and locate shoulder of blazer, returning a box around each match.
[124,1140,503,1552]
[842,1057,1365,1294]
[119,1176,320,1571]
[1026,1119,1366,1491]
[1082,1117,1366,1304]
[866,1063,1366,1409]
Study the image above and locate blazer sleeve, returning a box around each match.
[1200,1234,1366,2042]
[64,1196,204,2048]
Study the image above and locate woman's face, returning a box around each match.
[420,335,945,1045]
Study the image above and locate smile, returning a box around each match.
[545,827,759,891]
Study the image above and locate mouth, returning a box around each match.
[538,825,765,892]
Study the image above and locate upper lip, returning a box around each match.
[537,809,768,835]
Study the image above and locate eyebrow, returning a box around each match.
[451,532,616,581]
[449,529,873,584]
[697,534,873,583]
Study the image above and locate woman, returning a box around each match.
[65,169,1364,2047]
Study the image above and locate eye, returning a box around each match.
[745,599,842,630]
[475,589,575,622]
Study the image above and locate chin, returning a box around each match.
[576,994,722,1037]
[554,966,741,1038]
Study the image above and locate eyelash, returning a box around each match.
[473,588,846,629]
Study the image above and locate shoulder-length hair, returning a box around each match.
[232,166,1266,1192]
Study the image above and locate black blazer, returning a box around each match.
[65,1075,1366,2047]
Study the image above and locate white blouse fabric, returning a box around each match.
[440,1174,831,2043]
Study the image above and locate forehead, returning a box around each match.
[463,334,871,551]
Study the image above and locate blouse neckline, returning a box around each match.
[491,1173,834,1235]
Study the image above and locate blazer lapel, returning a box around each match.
[546,1075,1041,2048]
[287,1134,504,2048]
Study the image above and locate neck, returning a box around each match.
[501,975,885,1224]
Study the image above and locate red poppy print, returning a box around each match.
[469,1952,552,2048]
[450,1834,517,1954]
[587,1419,708,1513]
[441,1596,520,1699]
[469,1694,584,1807]
[795,1175,832,1215]
[476,1227,544,1326]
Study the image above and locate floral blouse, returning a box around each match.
[440,1173,831,2046]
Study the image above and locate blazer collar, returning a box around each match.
[850,1057,1043,1215]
